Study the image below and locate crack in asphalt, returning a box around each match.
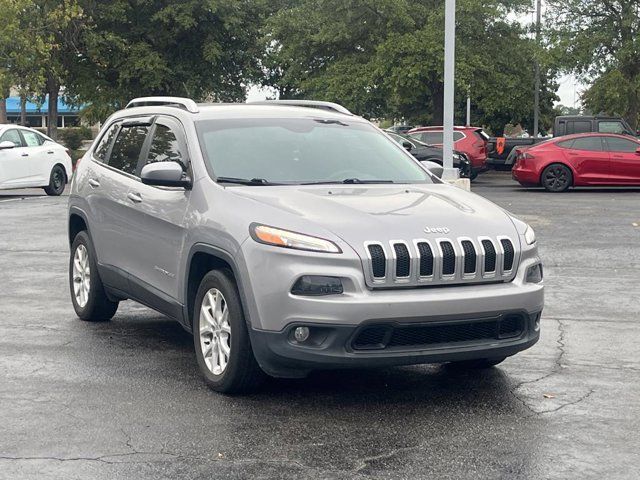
[352,443,422,474]
[509,318,567,415]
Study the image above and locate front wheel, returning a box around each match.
[69,231,119,321]
[541,163,572,192]
[193,270,265,393]
[44,165,66,196]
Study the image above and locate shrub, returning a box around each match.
[60,127,94,150]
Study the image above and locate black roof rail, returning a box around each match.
[126,96,199,113]
[248,100,353,116]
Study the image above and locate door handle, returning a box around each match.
[47,151,55,154]
[127,192,143,203]
[88,179,100,188]
[21,153,29,157]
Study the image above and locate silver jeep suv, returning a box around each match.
[68,97,544,393]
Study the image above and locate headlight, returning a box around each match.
[524,225,536,245]
[250,224,342,253]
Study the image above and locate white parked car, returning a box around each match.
[0,125,73,196]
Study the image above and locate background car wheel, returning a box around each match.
[193,269,265,394]
[541,163,572,192]
[69,231,119,321]
[44,165,66,196]
[447,357,507,369]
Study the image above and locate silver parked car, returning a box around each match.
[68,97,544,393]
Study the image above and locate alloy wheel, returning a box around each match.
[199,288,232,375]
[72,244,91,308]
[544,166,569,191]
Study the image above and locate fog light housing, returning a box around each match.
[291,276,343,296]
[526,264,543,283]
[293,326,310,342]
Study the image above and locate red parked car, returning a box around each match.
[407,126,490,178]
[512,133,640,192]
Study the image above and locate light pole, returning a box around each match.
[533,0,541,137]
[442,0,459,180]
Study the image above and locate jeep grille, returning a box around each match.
[363,237,518,288]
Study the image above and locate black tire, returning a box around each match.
[193,270,265,394]
[44,165,66,196]
[470,170,478,181]
[541,163,572,192]
[447,357,507,369]
[69,231,119,321]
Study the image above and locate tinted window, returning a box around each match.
[571,137,603,151]
[108,125,149,175]
[598,121,626,134]
[605,137,639,153]
[196,118,432,184]
[94,123,120,163]
[22,130,42,147]
[557,139,574,149]
[145,124,186,170]
[567,121,591,134]
[415,131,463,144]
[1,129,23,147]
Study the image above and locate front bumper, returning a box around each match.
[250,310,541,378]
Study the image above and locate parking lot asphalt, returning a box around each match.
[1,173,639,480]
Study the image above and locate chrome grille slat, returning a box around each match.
[364,236,518,288]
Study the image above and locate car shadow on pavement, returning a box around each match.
[85,313,523,414]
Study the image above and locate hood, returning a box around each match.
[229,184,518,251]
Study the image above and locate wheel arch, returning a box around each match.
[184,244,253,334]
[68,207,89,246]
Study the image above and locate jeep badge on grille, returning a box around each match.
[424,227,450,234]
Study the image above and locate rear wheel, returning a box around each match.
[541,163,572,192]
[44,165,66,196]
[69,231,119,321]
[193,270,265,393]
[447,357,507,369]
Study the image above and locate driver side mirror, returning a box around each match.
[636,147,640,156]
[141,161,191,189]
[0,141,16,150]
[402,141,413,152]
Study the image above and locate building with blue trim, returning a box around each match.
[5,96,83,128]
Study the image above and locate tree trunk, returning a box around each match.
[20,95,27,126]
[47,77,60,140]
[432,81,444,125]
[627,83,639,132]
[0,98,6,124]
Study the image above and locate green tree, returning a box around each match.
[263,0,558,134]
[547,0,640,129]
[65,0,268,123]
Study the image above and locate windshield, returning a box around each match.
[195,118,433,185]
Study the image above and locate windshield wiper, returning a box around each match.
[302,178,395,185]
[216,176,280,186]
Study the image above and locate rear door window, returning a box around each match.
[566,121,592,135]
[571,137,604,151]
[21,130,42,147]
[604,137,639,153]
[108,125,150,175]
